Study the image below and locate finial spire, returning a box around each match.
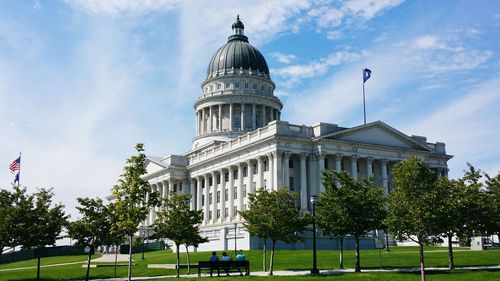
[232,15,245,35]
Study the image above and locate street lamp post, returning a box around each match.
[141,228,145,260]
[310,195,319,275]
[234,223,238,255]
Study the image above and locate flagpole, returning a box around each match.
[18,152,21,187]
[363,69,366,125]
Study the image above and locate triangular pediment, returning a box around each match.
[145,156,167,174]
[321,121,431,151]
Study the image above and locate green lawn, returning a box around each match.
[0,247,498,280]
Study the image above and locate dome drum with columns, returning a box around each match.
[138,16,453,252]
[193,15,282,149]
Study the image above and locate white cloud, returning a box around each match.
[343,0,404,19]
[412,35,446,49]
[405,78,500,179]
[273,51,365,87]
[65,0,180,15]
[271,52,297,64]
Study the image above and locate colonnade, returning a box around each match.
[147,179,184,225]
[195,103,280,136]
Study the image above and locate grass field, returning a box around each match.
[0,246,498,280]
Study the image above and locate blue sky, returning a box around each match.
[1,0,499,217]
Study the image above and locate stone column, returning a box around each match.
[273,151,283,190]
[229,103,233,131]
[300,153,308,211]
[211,172,217,223]
[262,105,266,126]
[190,178,196,210]
[366,157,374,178]
[240,103,245,131]
[197,176,203,211]
[169,178,176,197]
[351,155,358,179]
[268,153,274,190]
[318,153,326,192]
[220,169,226,222]
[308,154,317,197]
[228,166,235,220]
[201,108,205,134]
[196,111,199,135]
[204,174,210,223]
[218,104,223,131]
[257,157,264,190]
[283,152,291,189]
[237,163,244,219]
[381,159,389,196]
[335,153,342,187]
[252,104,256,130]
[209,106,213,133]
[247,159,254,194]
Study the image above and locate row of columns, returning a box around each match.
[196,103,280,136]
[147,179,183,225]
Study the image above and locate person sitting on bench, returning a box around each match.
[221,251,232,275]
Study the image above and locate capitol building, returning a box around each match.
[143,17,452,251]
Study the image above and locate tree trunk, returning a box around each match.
[127,234,133,281]
[269,240,276,276]
[339,237,344,269]
[447,235,454,269]
[185,245,191,274]
[85,247,92,281]
[262,238,267,272]
[114,244,118,278]
[354,234,361,273]
[176,243,180,278]
[419,242,426,281]
[36,246,41,281]
[385,231,390,252]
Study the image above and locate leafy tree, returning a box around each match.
[111,143,159,281]
[0,188,14,263]
[68,198,110,281]
[316,170,349,269]
[240,188,309,276]
[438,164,490,269]
[152,193,206,277]
[16,188,68,281]
[386,157,445,281]
[317,170,386,272]
[485,171,500,242]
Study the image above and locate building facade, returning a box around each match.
[143,16,452,251]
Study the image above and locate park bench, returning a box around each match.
[198,260,250,277]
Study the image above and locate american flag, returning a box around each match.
[10,156,20,174]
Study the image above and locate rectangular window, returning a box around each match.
[243,185,247,198]
[210,85,214,91]
[289,159,294,168]
[217,84,221,89]
[217,191,221,203]
[233,206,238,216]
[253,164,257,174]
[341,161,345,171]
[209,177,213,186]
[217,175,221,184]
[179,183,182,191]
[235,82,240,88]
[243,167,247,177]
[225,172,229,182]
[233,170,238,179]
[225,82,230,89]
[264,160,268,171]
[224,207,229,218]
[216,209,220,218]
[290,177,294,191]
[209,211,212,219]
[224,189,229,201]
[253,84,257,89]
[234,189,238,199]
[202,195,205,206]
[209,193,212,204]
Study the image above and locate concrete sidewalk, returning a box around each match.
[92,254,130,262]
[70,264,500,280]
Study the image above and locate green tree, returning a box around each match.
[68,198,110,281]
[240,188,309,276]
[485,171,500,242]
[386,157,445,281]
[0,188,14,263]
[438,164,490,269]
[112,143,159,281]
[16,188,68,281]
[316,171,349,269]
[152,193,206,277]
[317,170,386,272]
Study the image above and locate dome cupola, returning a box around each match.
[193,16,283,148]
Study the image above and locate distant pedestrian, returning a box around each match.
[209,251,219,262]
